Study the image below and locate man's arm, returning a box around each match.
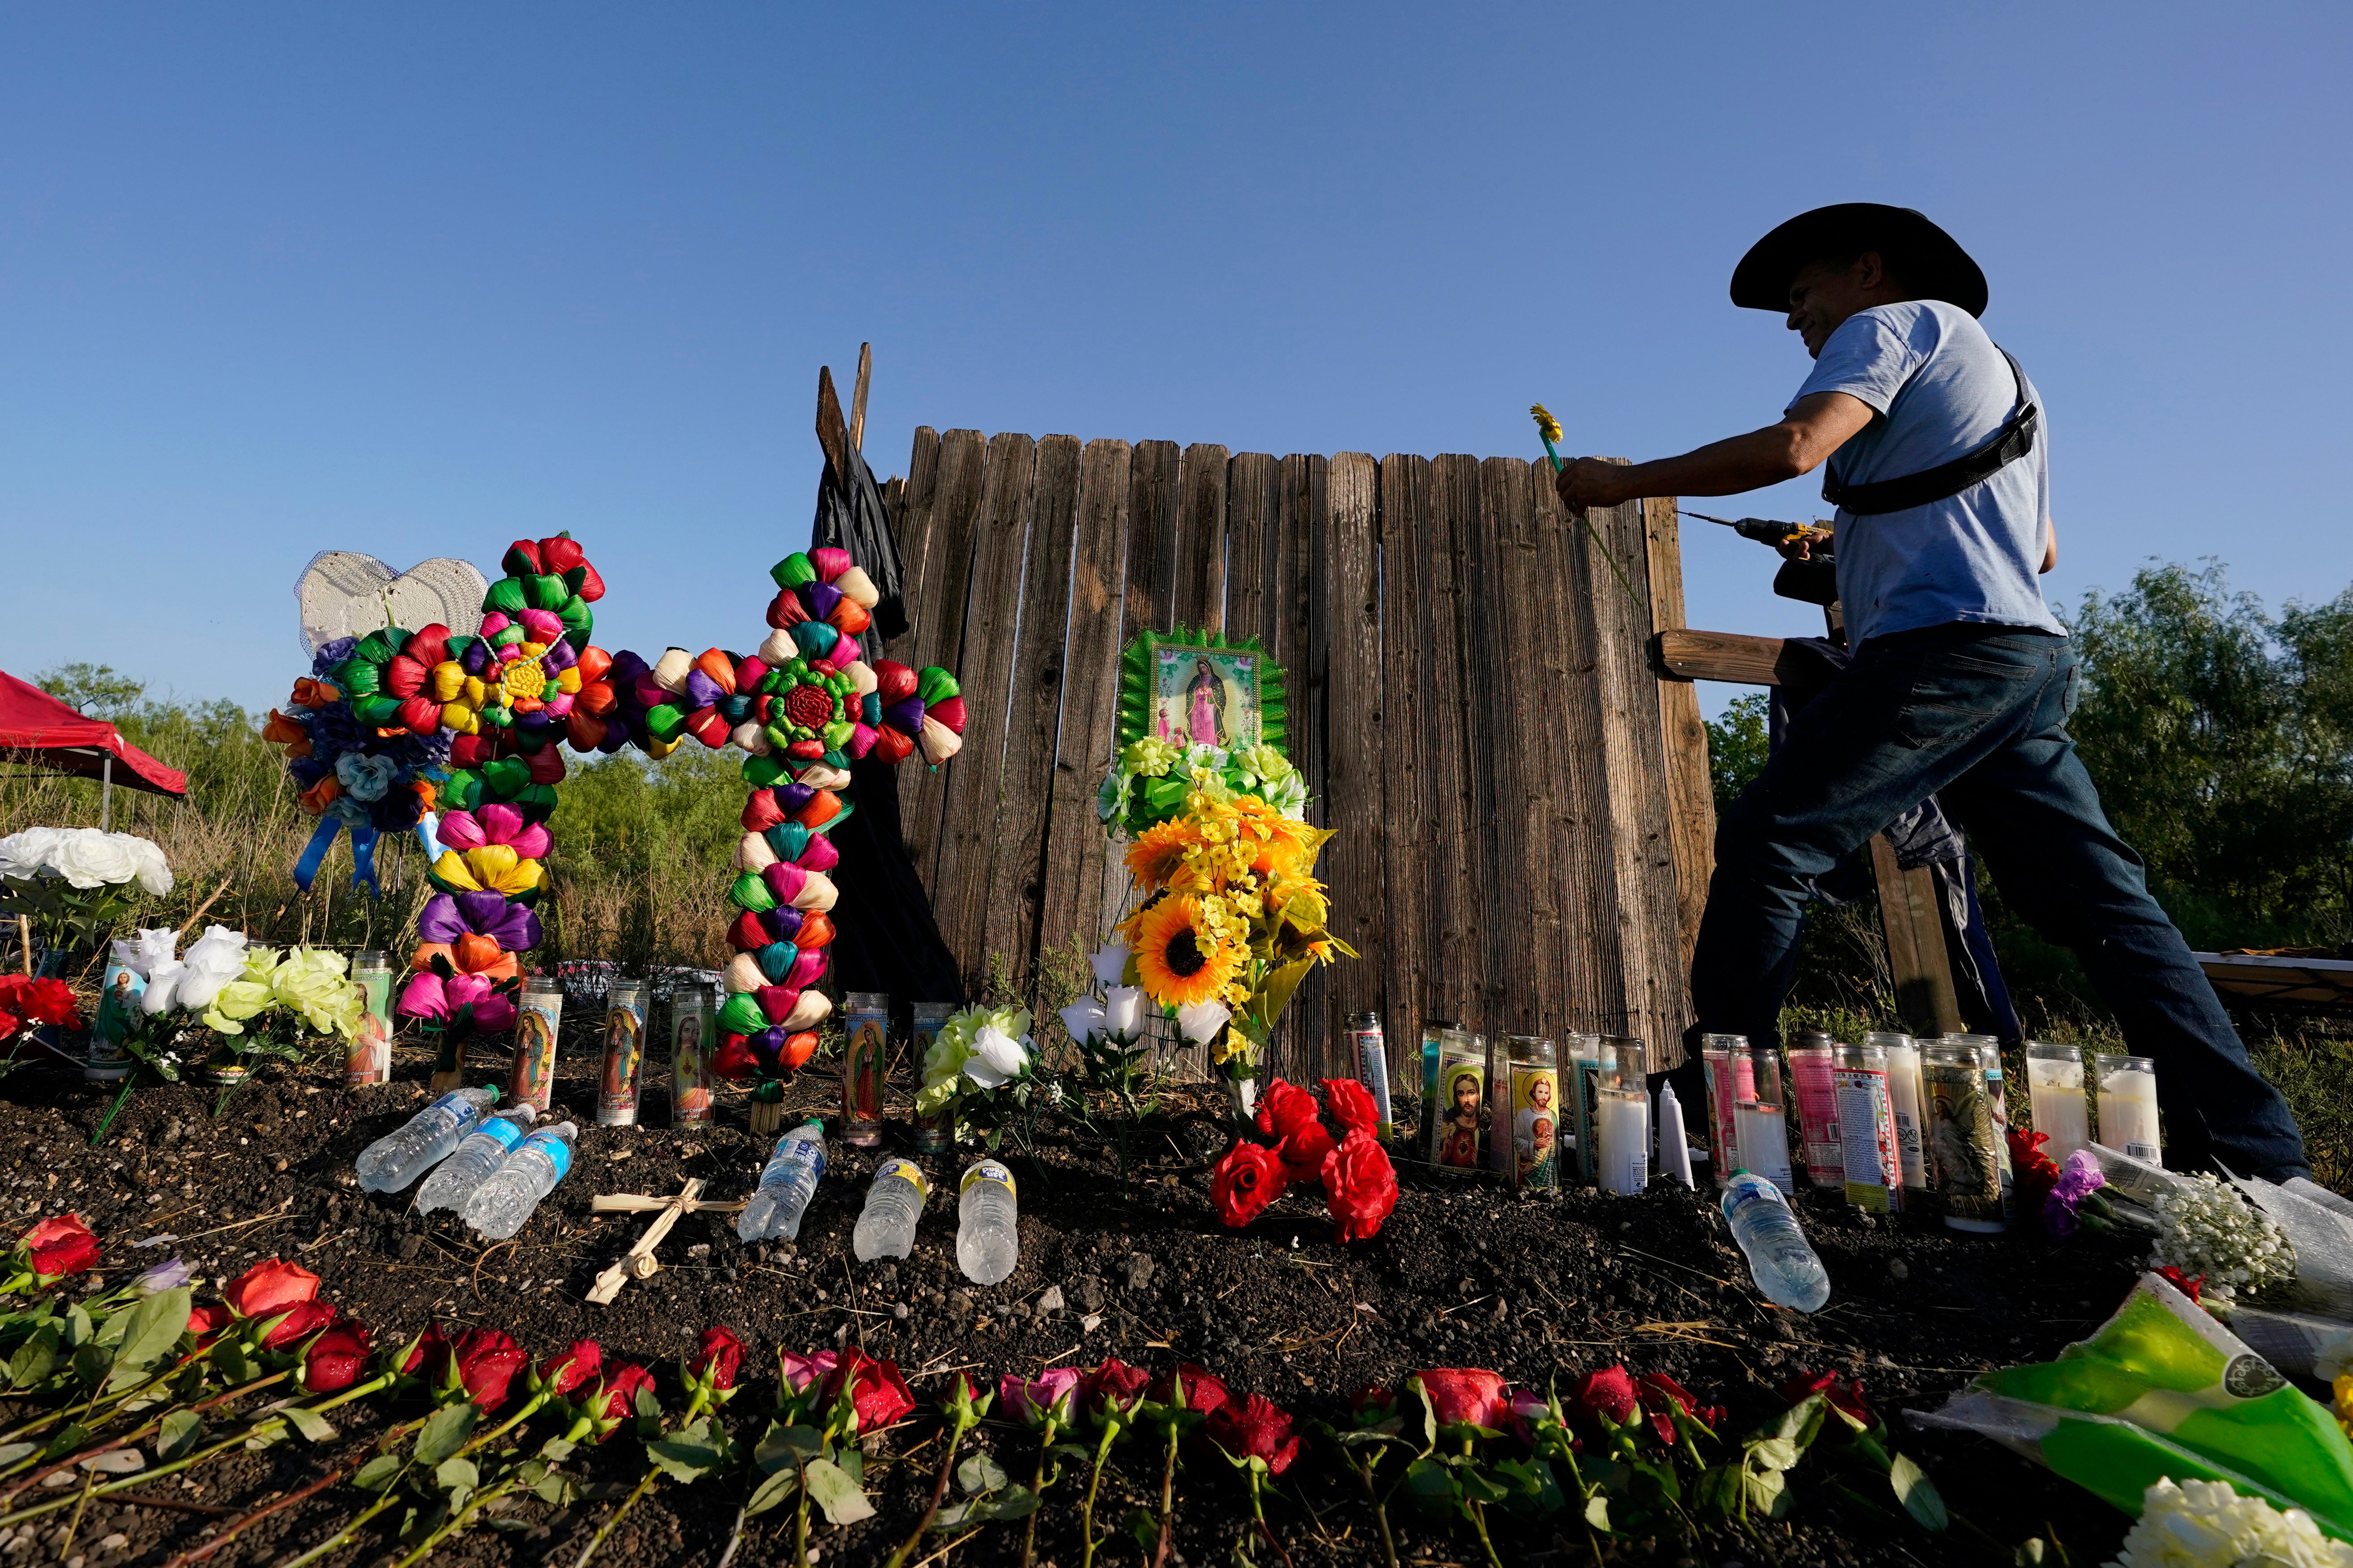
[2042,517,2058,573]
[1552,391,1876,513]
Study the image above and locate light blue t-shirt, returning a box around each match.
[1789,300,2063,647]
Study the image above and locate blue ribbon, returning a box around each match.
[293,816,384,897]
[414,811,444,865]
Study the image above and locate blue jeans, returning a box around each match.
[1690,622,2309,1180]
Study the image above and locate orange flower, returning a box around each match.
[298,775,343,816]
[1132,895,1244,1009]
[290,677,339,710]
[261,710,312,759]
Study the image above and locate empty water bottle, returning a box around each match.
[852,1158,931,1261]
[1721,1172,1831,1312]
[738,1122,828,1244]
[957,1159,1019,1286]
[460,1123,577,1240]
[413,1105,537,1215]
[355,1086,500,1193]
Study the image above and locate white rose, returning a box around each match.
[1088,942,1131,988]
[51,828,137,889]
[1104,986,1144,1041]
[171,927,250,1011]
[964,1025,1029,1088]
[1176,999,1232,1045]
[114,927,180,980]
[1057,998,1107,1047]
[0,827,66,882]
[111,834,172,896]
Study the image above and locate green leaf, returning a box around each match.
[837,1448,865,1485]
[634,1386,662,1422]
[647,1432,727,1484]
[40,1424,89,1461]
[64,1304,92,1348]
[956,1451,1009,1496]
[803,1458,874,1525]
[1124,1506,1157,1549]
[435,1457,479,1492]
[538,1436,577,1463]
[1405,1456,1459,1507]
[284,1405,337,1444]
[1745,1464,1791,1519]
[353,1454,404,1492]
[1748,1436,1802,1474]
[1890,1453,1948,1531]
[1584,1491,1611,1530]
[412,1402,481,1467]
[209,1338,252,1385]
[744,1466,801,1519]
[532,1471,578,1508]
[755,1425,823,1472]
[8,1324,59,1389]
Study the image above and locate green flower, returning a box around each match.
[202,979,275,1035]
[273,948,364,1040]
[1121,738,1182,778]
[1230,745,1292,789]
[918,1002,1035,1114]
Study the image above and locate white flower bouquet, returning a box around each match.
[2152,1172,2297,1308]
[0,827,173,959]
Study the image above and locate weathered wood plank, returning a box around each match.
[1653,628,1806,686]
[927,433,1039,992]
[1423,454,1490,1039]
[1376,454,1432,1078]
[1270,454,1329,1082]
[1041,439,1134,981]
[980,435,1083,990]
[1550,476,1631,1037]
[1644,498,1714,980]
[1317,453,1384,1080]
[1172,443,1230,635]
[1124,441,1183,635]
[1224,452,1277,669]
[896,428,982,884]
[1479,457,1572,1040]
[1871,835,1964,1037]
[883,429,939,666]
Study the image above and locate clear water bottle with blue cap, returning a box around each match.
[355,1085,499,1192]
[461,1122,577,1240]
[738,1121,828,1244]
[1721,1171,1831,1312]
[414,1105,537,1214]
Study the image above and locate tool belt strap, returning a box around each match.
[1821,349,2037,517]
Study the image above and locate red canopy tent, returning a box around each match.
[0,669,187,828]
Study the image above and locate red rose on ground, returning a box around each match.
[260,1299,339,1351]
[400,1322,450,1377]
[224,1258,321,1319]
[1353,1385,1399,1423]
[17,979,81,1029]
[186,1303,231,1343]
[542,1340,602,1398]
[1635,1372,1721,1444]
[1210,1140,1288,1228]
[451,1328,530,1411]
[825,1348,914,1428]
[2155,1265,2204,1304]
[1780,1368,1871,1427]
[591,1364,656,1435]
[2007,1127,2063,1223]
[1277,1120,1337,1184]
[1081,1357,1151,1415]
[1321,1078,1379,1135]
[691,1326,745,1390]
[1204,1393,1301,1475]
[1149,1363,1230,1418]
[1415,1368,1509,1432]
[1320,1129,1398,1243]
[1254,1078,1321,1141]
[22,1215,100,1279]
[301,1321,372,1393]
[1572,1365,1639,1427]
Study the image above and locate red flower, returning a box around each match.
[542,1340,602,1398]
[2155,1265,2205,1305]
[1081,1357,1151,1415]
[224,1258,320,1319]
[1635,1372,1721,1444]
[1780,1369,1872,1427]
[1203,1393,1301,1476]
[1415,1368,1509,1432]
[1254,1078,1321,1141]
[1320,1129,1398,1243]
[451,1328,530,1411]
[186,1303,232,1343]
[591,1363,656,1436]
[21,1214,101,1280]
[1353,1385,1399,1423]
[2007,1126,2063,1223]
[1321,1078,1379,1135]
[301,1320,372,1393]
[691,1326,745,1390]
[400,1322,451,1377]
[1572,1365,1639,1427]
[1149,1363,1230,1418]
[824,1348,914,1429]
[0,978,81,1030]
[1210,1140,1289,1229]
[261,1300,340,1351]
[1278,1121,1337,1184]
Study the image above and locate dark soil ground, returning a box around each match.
[0,1038,2168,1568]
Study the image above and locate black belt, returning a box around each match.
[1821,348,2038,516]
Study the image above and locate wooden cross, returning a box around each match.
[585,1178,745,1304]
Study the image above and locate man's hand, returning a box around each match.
[1553,457,1633,516]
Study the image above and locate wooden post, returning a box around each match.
[1869,835,1965,1037]
[850,342,872,453]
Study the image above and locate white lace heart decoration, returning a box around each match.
[293,551,491,656]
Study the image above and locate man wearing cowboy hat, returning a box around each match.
[1554,203,2306,1180]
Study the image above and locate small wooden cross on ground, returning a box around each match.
[585,1178,747,1305]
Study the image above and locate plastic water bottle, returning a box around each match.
[852,1158,931,1261]
[413,1106,537,1215]
[460,1123,577,1240]
[957,1159,1019,1286]
[355,1086,500,1192]
[738,1122,828,1244]
[1721,1172,1831,1312]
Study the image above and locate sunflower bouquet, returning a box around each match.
[1113,782,1352,1116]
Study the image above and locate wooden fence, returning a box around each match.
[875,429,1715,1082]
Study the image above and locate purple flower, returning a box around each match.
[312,638,358,677]
[418,891,542,952]
[2044,1150,2109,1238]
[134,1257,194,1295]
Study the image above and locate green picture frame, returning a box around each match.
[1116,627,1287,759]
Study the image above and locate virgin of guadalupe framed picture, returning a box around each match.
[1115,627,1287,758]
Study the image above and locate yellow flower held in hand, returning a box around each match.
[1531,403,1563,445]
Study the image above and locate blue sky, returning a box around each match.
[3,4,2347,724]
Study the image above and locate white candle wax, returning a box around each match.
[2099,1071,2162,1160]
[1883,1044,1928,1189]
[1598,1089,1648,1194]
[2030,1082,2091,1164]
[1735,1102,1794,1193]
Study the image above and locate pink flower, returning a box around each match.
[397,971,516,1033]
[436,804,552,862]
[1000,1367,1083,1428]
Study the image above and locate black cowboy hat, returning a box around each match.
[1730,203,1988,317]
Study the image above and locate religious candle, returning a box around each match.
[1832,1042,1900,1214]
[670,980,719,1128]
[2094,1053,2162,1163]
[1597,1087,1649,1195]
[1868,1031,1928,1192]
[598,982,647,1128]
[842,992,888,1148]
[513,975,563,1112]
[2026,1041,2091,1165]
[1786,1037,1843,1188]
[345,951,393,1087]
[1700,1034,1753,1189]
[912,1001,957,1153]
